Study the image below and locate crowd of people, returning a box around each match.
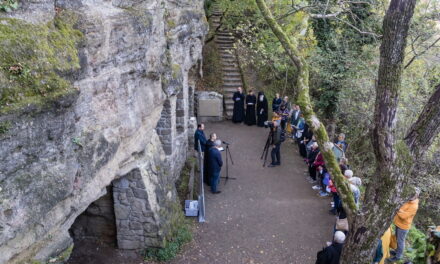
[197,87,420,263]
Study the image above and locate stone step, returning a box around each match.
[222,67,240,73]
[216,40,235,45]
[223,78,243,84]
[224,77,242,82]
[220,53,235,58]
[217,31,233,36]
[224,105,234,111]
[221,58,237,63]
[223,82,242,87]
[219,48,234,52]
[221,61,237,65]
[221,60,237,65]
[217,43,235,49]
[223,88,241,94]
[217,35,234,41]
[221,58,236,63]
[220,54,235,57]
[218,46,235,51]
[223,72,241,77]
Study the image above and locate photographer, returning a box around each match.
[268,121,283,167]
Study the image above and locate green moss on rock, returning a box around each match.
[0,11,83,113]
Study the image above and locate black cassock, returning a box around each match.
[256,92,268,127]
[245,94,257,126]
[232,92,245,123]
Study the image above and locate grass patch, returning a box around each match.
[0,10,83,113]
[144,224,192,262]
[176,157,197,203]
[0,120,11,134]
[197,16,223,93]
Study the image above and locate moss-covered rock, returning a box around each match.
[0,10,83,113]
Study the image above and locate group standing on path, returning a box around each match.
[229,86,421,263]
[194,124,223,194]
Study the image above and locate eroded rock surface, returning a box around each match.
[0,1,207,263]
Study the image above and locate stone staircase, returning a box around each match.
[210,2,244,119]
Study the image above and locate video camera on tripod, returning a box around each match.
[263,121,275,129]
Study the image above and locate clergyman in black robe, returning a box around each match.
[257,92,268,127]
[232,87,245,123]
[245,90,256,126]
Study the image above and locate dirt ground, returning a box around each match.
[169,121,335,264]
[67,121,335,264]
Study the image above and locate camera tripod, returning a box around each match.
[261,130,273,167]
[221,142,236,183]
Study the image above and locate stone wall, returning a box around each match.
[0,1,207,263]
[112,170,159,249]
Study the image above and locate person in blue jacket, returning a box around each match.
[194,123,207,152]
[208,140,223,194]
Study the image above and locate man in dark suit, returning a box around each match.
[204,133,217,186]
[208,139,223,194]
[194,123,207,152]
[315,231,345,264]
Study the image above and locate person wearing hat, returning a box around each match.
[387,188,420,262]
[316,231,346,264]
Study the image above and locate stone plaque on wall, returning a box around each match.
[199,99,221,116]
[196,91,223,122]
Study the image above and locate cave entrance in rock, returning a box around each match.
[67,185,120,263]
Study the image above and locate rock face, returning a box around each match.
[0,1,207,263]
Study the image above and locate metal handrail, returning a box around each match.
[197,140,206,222]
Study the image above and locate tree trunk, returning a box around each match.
[341,0,417,262]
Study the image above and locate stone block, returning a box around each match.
[143,223,158,233]
[132,188,148,199]
[129,221,143,230]
[114,178,130,188]
[114,204,130,220]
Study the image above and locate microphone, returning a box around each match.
[222,141,231,145]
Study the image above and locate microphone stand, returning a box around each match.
[221,142,236,183]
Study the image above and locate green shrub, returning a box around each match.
[404,226,435,264]
[145,225,192,262]
[0,0,18,12]
[0,121,11,134]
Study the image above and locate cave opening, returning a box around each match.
[67,185,121,263]
[68,186,117,247]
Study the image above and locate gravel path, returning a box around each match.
[171,121,335,264]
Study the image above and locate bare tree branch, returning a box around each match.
[404,83,440,157]
[405,36,440,69]
[334,16,382,38]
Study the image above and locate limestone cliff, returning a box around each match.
[0,1,207,263]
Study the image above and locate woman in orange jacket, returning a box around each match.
[387,188,420,262]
